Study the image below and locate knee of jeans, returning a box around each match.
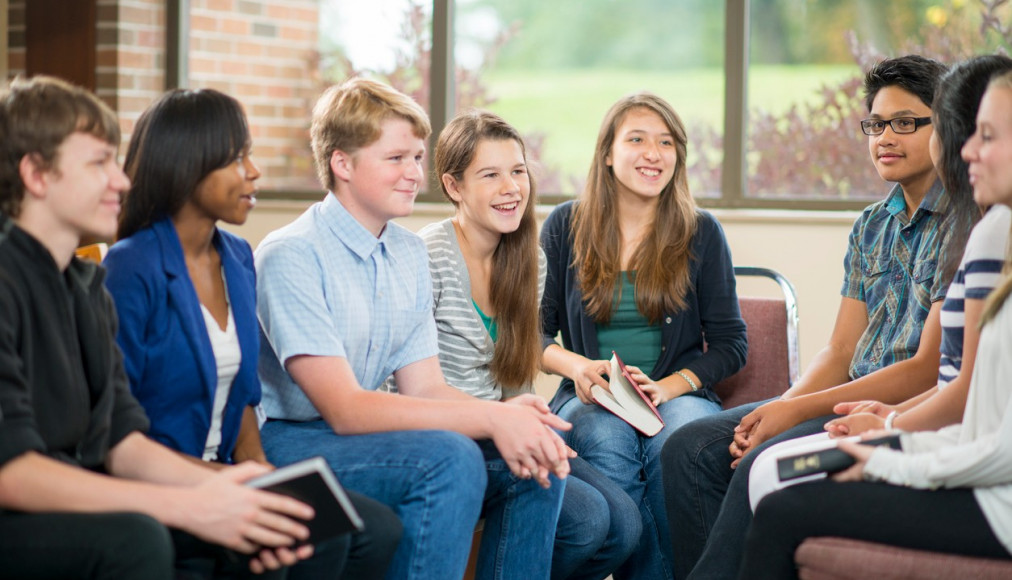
[424,431,487,497]
[558,486,610,550]
[659,424,701,472]
[569,413,636,455]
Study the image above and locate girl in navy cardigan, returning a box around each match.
[540,92,747,579]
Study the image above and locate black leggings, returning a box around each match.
[739,480,1012,580]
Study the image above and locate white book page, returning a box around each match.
[600,356,663,435]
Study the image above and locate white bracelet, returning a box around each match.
[676,370,699,392]
[884,411,899,430]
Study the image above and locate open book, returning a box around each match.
[247,456,365,544]
[590,351,665,437]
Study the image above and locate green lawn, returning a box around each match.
[481,65,858,183]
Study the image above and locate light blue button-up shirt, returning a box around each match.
[256,194,439,421]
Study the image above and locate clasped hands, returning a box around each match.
[728,397,895,475]
[497,394,575,488]
[823,399,896,437]
[728,398,803,468]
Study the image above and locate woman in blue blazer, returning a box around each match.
[104,88,400,579]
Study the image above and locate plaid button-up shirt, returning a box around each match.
[842,180,955,380]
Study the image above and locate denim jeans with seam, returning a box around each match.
[659,399,833,579]
[261,421,486,580]
[477,440,566,580]
[557,393,722,580]
[552,455,642,580]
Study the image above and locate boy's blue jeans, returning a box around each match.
[262,420,564,580]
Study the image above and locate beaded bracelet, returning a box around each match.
[675,370,699,392]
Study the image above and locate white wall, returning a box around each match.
[222,199,859,394]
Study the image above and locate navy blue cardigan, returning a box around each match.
[104,218,261,462]
[541,201,748,408]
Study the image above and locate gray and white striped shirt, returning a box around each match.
[414,218,546,400]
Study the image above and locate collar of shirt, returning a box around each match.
[884,179,946,226]
[319,193,392,261]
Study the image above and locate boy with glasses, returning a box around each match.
[661,55,964,579]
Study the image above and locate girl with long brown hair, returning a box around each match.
[425,110,640,580]
[541,93,747,579]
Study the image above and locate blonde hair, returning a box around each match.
[434,110,541,390]
[572,92,698,324]
[310,78,431,191]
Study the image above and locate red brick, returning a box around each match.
[266,85,294,98]
[251,103,278,117]
[198,37,232,53]
[206,0,235,11]
[237,1,262,15]
[96,49,118,68]
[135,29,164,48]
[265,4,315,22]
[119,5,158,26]
[191,14,217,32]
[96,3,117,23]
[189,57,219,75]
[279,25,315,43]
[119,50,156,69]
[235,81,266,97]
[9,6,25,27]
[220,17,250,35]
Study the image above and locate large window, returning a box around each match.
[456,0,724,198]
[315,0,1012,209]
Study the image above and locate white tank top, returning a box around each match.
[200,299,241,462]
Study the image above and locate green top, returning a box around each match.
[596,272,661,373]
[473,299,498,342]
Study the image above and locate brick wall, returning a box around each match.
[100,0,166,142]
[6,0,321,190]
[7,0,24,77]
[188,0,320,190]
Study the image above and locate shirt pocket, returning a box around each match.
[913,259,937,285]
[911,258,938,304]
[861,256,892,307]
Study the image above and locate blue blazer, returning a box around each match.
[104,218,261,462]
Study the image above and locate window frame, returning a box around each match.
[237,0,876,211]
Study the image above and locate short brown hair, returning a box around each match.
[0,76,120,217]
[310,77,430,192]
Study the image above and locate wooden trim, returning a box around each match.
[25,0,96,89]
[166,0,189,89]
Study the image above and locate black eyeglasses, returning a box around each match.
[860,116,932,136]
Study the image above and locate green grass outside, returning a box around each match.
[482,65,858,182]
